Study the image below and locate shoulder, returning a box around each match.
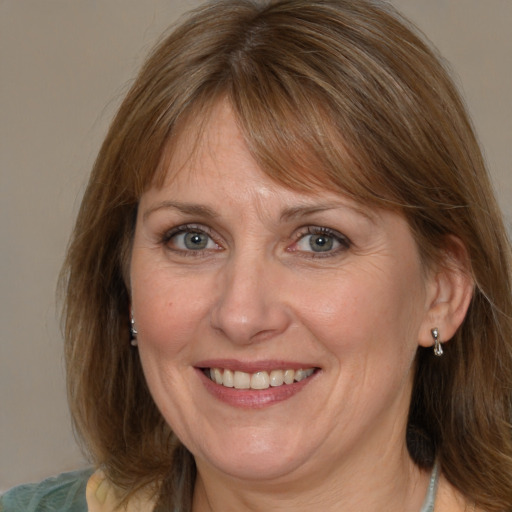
[86,470,158,512]
[0,468,93,512]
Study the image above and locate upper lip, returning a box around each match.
[195,359,319,373]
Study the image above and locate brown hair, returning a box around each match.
[61,1,512,510]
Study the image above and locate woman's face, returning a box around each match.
[130,101,436,483]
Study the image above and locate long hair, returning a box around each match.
[61,1,512,510]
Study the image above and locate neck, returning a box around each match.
[192,448,430,512]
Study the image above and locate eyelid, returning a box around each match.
[157,223,350,259]
[296,226,350,243]
[161,223,214,242]
[290,225,351,255]
[160,223,223,254]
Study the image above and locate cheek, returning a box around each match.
[294,265,425,358]
[130,260,213,356]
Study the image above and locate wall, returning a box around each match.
[1,0,510,490]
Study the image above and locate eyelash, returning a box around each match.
[291,226,351,258]
[160,224,221,257]
[159,224,351,258]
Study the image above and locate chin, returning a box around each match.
[205,452,306,482]
[192,429,310,481]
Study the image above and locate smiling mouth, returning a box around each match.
[204,367,316,390]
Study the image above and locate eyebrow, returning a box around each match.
[143,200,375,224]
[142,200,219,221]
[279,203,375,222]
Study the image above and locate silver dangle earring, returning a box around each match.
[130,312,138,347]
[431,327,443,356]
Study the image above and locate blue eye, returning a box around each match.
[182,232,212,250]
[164,227,219,252]
[294,228,350,254]
[306,234,334,252]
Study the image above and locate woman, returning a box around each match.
[2,0,511,511]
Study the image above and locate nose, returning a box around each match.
[210,255,292,345]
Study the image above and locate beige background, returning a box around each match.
[1,0,511,490]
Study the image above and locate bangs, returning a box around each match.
[147,4,415,210]
[139,0,439,212]
[152,76,398,212]
[230,76,392,207]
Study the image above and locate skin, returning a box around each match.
[130,100,472,511]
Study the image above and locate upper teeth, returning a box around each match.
[208,368,315,389]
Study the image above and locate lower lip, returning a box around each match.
[196,369,317,408]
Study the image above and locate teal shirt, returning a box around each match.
[0,469,93,512]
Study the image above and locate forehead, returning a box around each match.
[153,98,355,198]
[142,100,379,226]
[162,100,249,185]
[151,100,316,203]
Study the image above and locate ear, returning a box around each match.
[418,236,474,349]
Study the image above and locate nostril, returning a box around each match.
[209,262,292,345]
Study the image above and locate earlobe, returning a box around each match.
[430,327,443,356]
[130,307,138,347]
[418,237,474,349]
